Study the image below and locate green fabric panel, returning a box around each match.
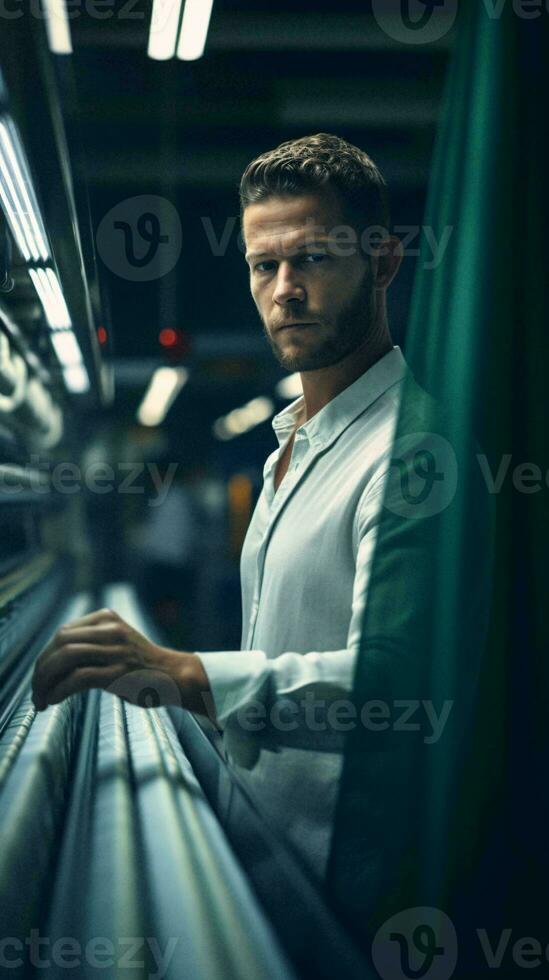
[329,1,548,961]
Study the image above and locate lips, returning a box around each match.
[277,321,319,331]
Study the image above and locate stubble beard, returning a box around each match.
[262,270,377,373]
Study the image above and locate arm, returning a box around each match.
[31,479,385,734]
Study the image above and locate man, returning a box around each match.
[32,133,409,881]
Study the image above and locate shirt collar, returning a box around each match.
[271,346,408,450]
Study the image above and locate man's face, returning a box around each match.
[244,188,375,372]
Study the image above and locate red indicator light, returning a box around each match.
[159,328,178,347]
[158,327,191,360]
[97,326,107,345]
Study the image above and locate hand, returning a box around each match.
[31,608,212,715]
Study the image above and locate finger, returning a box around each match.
[49,624,127,648]
[38,664,125,710]
[33,643,127,709]
[52,608,121,631]
[34,620,127,676]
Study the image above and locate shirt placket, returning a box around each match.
[245,429,321,649]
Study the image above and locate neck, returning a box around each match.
[299,327,393,423]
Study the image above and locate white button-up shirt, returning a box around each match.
[198,346,409,879]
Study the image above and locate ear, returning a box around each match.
[373,235,403,289]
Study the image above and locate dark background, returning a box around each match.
[68,0,453,468]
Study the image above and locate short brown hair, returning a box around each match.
[239,133,390,235]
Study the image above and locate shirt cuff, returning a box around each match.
[195,650,271,727]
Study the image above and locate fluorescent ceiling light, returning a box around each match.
[276,373,303,400]
[0,157,31,260]
[42,0,73,55]
[28,268,52,319]
[213,396,274,441]
[177,0,214,60]
[137,366,189,427]
[51,330,83,368]
[148,0,184,60]
[148,0,213,61]
[29,269,87,395]
[48,325,89,396]
[29,267,72,330]
[63,364,90,394]
[0,117,50,262]
[45,268,72,328]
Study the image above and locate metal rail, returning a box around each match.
[0,582,295,979]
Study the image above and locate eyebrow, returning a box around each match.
[245,240,331,263]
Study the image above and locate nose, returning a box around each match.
[272,261,305,306]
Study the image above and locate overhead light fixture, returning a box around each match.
[137,366,189,427]
[177,0,214,61]
[0,117,50,263]
[48,326,89,393]
[275,373,303,400]
[213,396,274,441]
[50,329,82,367]
[28,267,71,329]
[28,269,53,320]
[148,0,184,60]
[0,112,89,396]
[45,268,71,328]
[42,0,73,55]
[148,0,213,61]
[63,364,90,394]
[30,274,88,395]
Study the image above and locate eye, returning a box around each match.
[303,253,328,264]
[253,260,276,274]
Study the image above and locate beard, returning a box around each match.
[261,269,377,372]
